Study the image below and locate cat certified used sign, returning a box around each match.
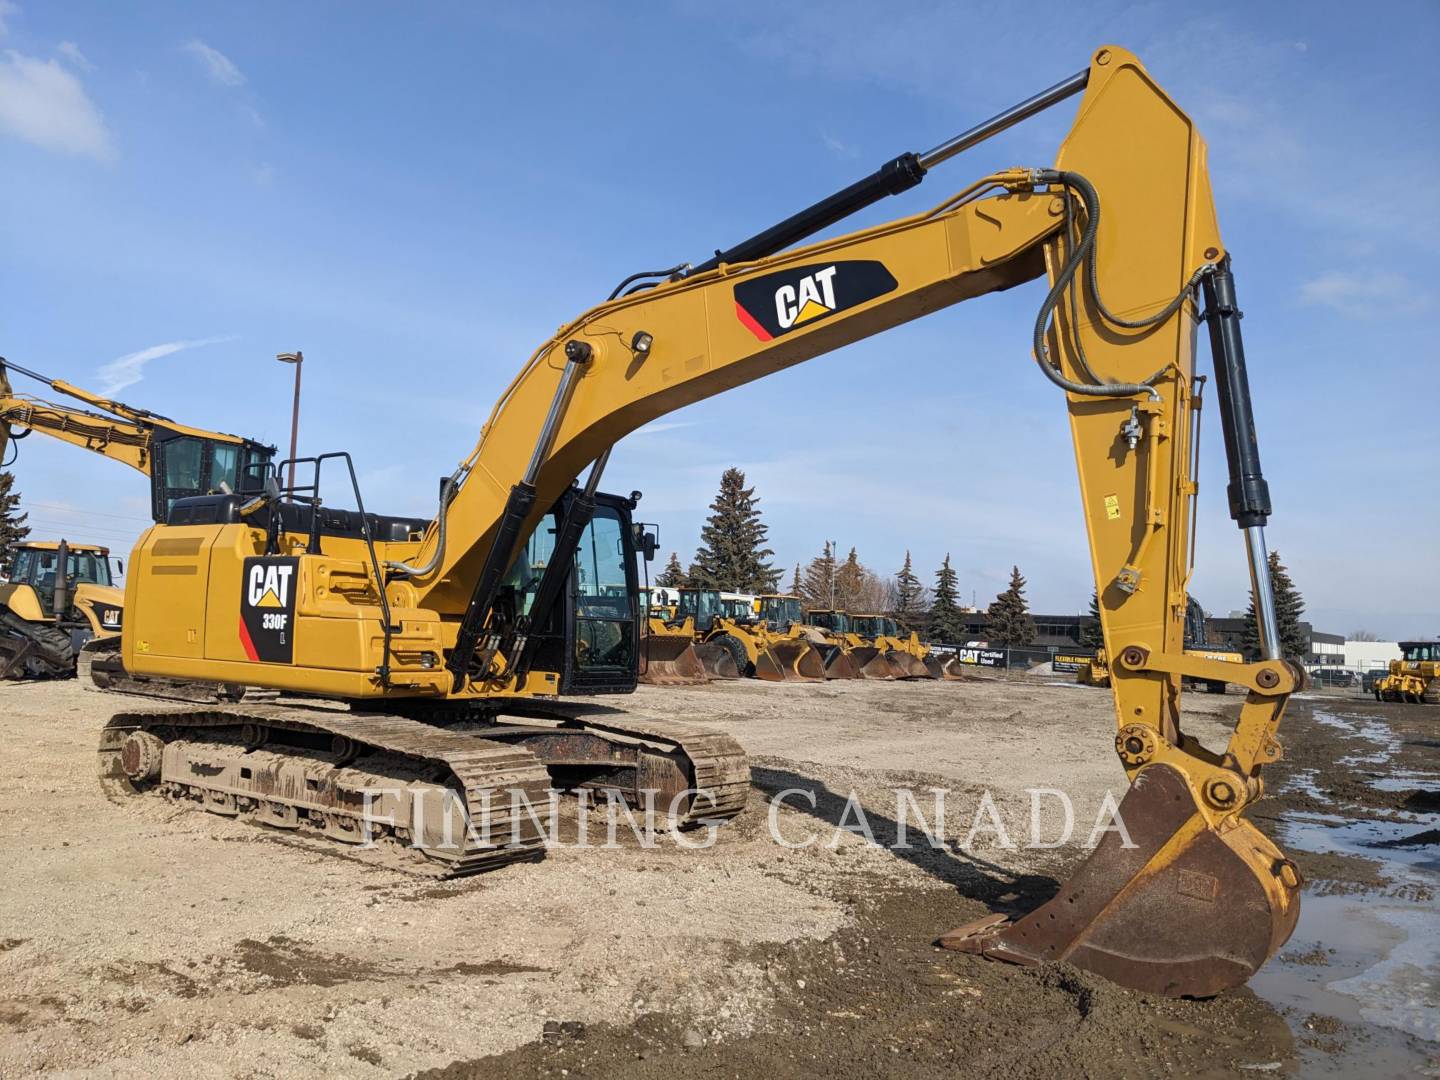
[734,260,898,342]
[239,556,299,663]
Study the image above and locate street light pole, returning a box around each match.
[275,351,303,491]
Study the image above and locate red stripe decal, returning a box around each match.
[237,614,259,661]
[734,301,772,342]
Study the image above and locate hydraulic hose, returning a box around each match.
[1030,169,1213,399]
[384,473,458,580]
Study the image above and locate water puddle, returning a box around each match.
[1249,705,1440,1077]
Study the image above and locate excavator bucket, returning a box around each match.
[693,641,742,680]
[754,640,826,683]
[639,632,710,686]
[938,762,1301,998]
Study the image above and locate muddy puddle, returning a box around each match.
[1251,702,1440,1077]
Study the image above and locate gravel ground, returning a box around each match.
[0,673,1430,1077]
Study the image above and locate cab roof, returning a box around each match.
[10,540,110,554]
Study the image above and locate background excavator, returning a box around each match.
[0,358,274,694]
[102,46,1300,998]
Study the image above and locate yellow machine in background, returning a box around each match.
[1374,641,1440,704]
[1081,597,1240,693]
[806,609,906,678]
[0,540,123,679]
[102,47,1303,996]
[675,587,823,681]
[754,594,858,679]
[1,359,274,688]
[850,614,943,679]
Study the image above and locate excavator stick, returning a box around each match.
[753,639,826,683]
[939,762,1301,997]
[639,629,710,686]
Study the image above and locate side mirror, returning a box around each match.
[112,558,125,577]
[641,530,658,562]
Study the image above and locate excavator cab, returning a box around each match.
[151,429,275,521]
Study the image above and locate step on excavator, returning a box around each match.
[103,46,1300,997]
[0,358,273,698]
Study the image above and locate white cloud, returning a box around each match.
[821,132,858,158]
[0,49,112,159]
[1299,272,1435,320]
[96,337,237,397]
[57,41,91,70]
[630,420,694,436]
[183,39,244,87]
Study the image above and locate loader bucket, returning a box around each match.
[848,646,896,680]
[693,641,742,680]
[640,634,709,686]
[923,655,951,680]
[754,640,826,683]
[938,762,1301,998]
[816,643,860,679]
[893,651,934,679]
[938,656,969,681]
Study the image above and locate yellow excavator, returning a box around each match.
[100,47,1300,997]
[0,539,124,679]
[0,358,274,695]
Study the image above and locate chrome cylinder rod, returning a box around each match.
[917,69,1090,170]
[1244,525,1282,661]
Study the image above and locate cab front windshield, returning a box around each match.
[1402,643,1437,662]
[810,611,850,633]
[8,547,111,611]
[850,616,879,637]
[762,597,802,628]
[678,590,722,629]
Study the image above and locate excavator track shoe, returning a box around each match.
[938,763,1300,998]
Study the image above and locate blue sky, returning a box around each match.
[2,1,1436,637]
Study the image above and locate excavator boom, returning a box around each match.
[115,46,1300,996]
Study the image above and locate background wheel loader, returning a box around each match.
[754,594,859,679]
[0,539,123,679]
[676,587,824,681]
[100,46,1303,997]
[806,609,907,679]
[849,614,944,679]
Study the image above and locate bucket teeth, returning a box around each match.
[755,640,825,683]
[938,763,1301,998]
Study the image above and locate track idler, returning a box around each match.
[938,762,1301,998]
[639,633,710,686]
[754,640,826,683]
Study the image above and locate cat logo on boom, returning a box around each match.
[238,556,300,664]
[733,259,898,342]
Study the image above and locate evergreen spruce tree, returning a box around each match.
[800,541,838,610]
[834,547,868,612]
[1241,551,1308,662]
[655,552,687,588]
[893,551,927,632]
[987,566,1036,646]
[0,470,29,576]
[1080,589,1105,648]
[789,563,802,597]
[927,555,965,643]
[688,468,780,592]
